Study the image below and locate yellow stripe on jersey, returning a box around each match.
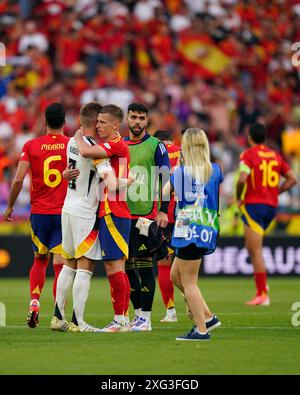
[50,244,62,254]
[104,190,111,215]
[240,205,264,236]
[30,227,48,254]
[250,169,255,189]
[104,214,128,259]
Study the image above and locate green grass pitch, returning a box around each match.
[0,277,299,375]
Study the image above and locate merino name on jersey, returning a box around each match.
[41,143,65,150]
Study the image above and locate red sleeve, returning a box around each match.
[239,150,252,168]
[99,141,115,157]
[99,140,124,157]
[20,141,31,162]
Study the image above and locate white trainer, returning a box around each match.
[160,314,177,323]
[160,310,177,323]
[119,324,132,332]
[79,322,102,333]
[100,320,124,333]
[131,317,152,331]
[129,315,140,327]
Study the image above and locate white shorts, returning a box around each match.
[62,212,101,260]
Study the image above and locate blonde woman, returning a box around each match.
[163,128,223,341]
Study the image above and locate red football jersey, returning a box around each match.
[166,143,181,223]
[20,133,69,214]
[239,144,290,207]
[97,133,131,219]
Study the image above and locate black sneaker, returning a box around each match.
[176,330,210,341]
[206,315,221,331]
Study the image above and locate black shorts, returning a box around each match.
[129,218,171,259]
[175,243,206,260]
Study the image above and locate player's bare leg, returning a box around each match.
[244,224,270,305]
[175,257,207,334]
[171,258,213,320]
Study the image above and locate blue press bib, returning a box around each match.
[170,163,223,255]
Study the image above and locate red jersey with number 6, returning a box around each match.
[20,133,69,214]
[239,144,290,207]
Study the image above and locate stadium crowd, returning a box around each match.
[0,0,300,234]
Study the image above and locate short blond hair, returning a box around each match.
[100,104,124,122]
[79,102,102,128]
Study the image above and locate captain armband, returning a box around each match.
[239,161,251,175]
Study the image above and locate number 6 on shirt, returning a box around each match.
[43,155,62,188]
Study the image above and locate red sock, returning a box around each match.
[52,263,63,301]
[108,271,127,315]
[158,264,175,309]
[254,272,268,296]
[29,257,48,301]
[123,272,131,317]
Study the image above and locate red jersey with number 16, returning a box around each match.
[20,133,69,214]
[239,144,290,207]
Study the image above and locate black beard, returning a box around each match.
[129,126,145,136]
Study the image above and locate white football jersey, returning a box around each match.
[62,136,112,219]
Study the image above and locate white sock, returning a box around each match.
[167,307,176,315]
[114,315,124,324]
[124,316,130,324]
[134,308,141,317]
[205,315,214,323]
[195,327,208,335]
[72,269,93,327]
[30,299,40,307]
[55,265,76,319]
[141,311,151,322]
